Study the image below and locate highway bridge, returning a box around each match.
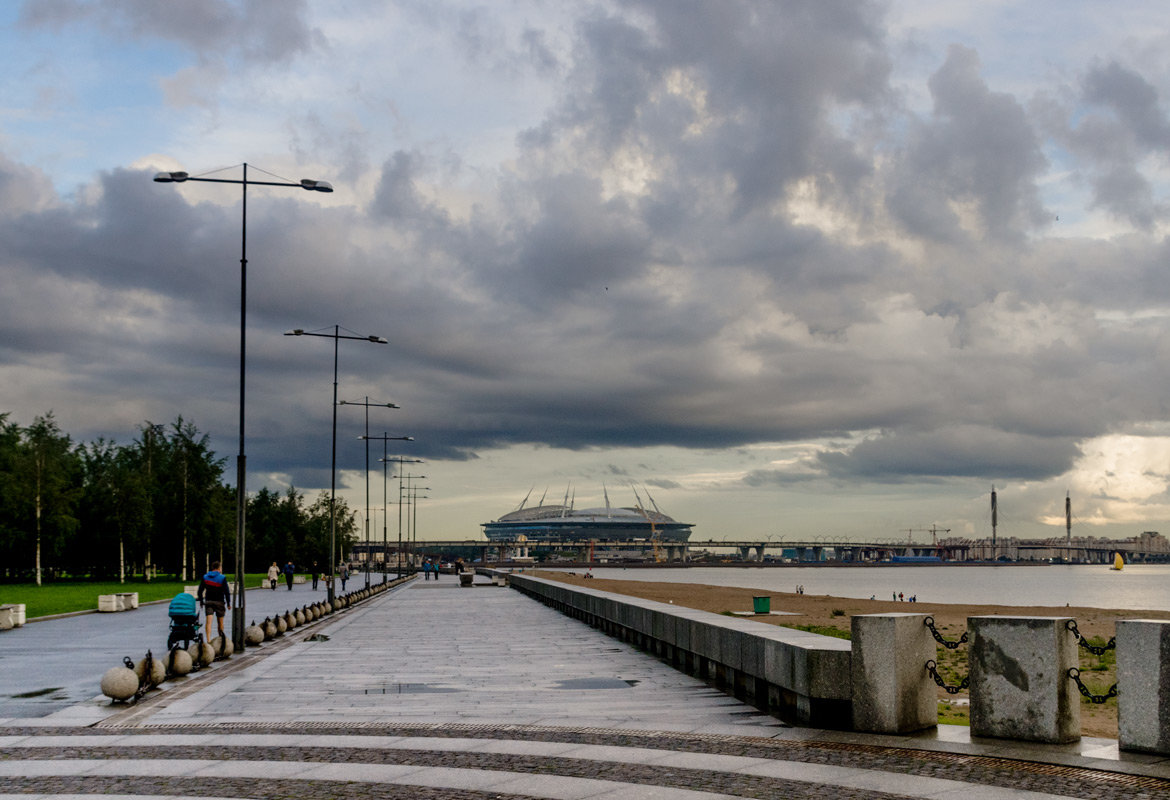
[350,531,1170,566]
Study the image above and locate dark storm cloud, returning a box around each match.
[815,427,1082,482]
[888,45,1048,243]
[19,0,321,63]
[8,0,1170,501]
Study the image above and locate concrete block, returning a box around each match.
[800,642,852,701]
[1117,619,1170,754]
[739,627,765,676]
[719,626,746,672]
[851,613,936,733]
[969,616,1079,743]
[98,594,120,612]
[0,606,13,631]
[763,639,795,688]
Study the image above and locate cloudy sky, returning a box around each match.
[4,0,1170,546]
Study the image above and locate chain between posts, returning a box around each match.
[1068,667,1118,704]
[924,616,968,649]
[926,659,970,694]
[1066,620,1116,655]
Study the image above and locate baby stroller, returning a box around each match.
[167,592,202,649]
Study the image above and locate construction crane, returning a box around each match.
[632,484,665,562]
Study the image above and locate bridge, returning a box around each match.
[348,531,1170,565]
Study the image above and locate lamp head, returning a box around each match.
[300,179,334,193]
[153,171,189,183]
[285,329,304,336]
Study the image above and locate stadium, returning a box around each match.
[482,490,694,542]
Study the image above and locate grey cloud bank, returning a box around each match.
[3,0,1170,540]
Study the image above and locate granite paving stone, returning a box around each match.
[1,578,1168,799]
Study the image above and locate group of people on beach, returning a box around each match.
[893,591,917,602]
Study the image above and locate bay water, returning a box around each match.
[551,564,1170,611]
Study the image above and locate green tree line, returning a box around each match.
[0,412,356,583]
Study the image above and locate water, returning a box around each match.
[550,564,1170,611]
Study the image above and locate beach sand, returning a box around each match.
[533,570,1170,738]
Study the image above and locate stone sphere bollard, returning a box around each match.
[263,618,278,639]
[283,611,296,630]
[211,636,234,658]
[101,665,138,701]
[295,609,306,626]
[333,599,343,612]
[167,647,194,676]
[245,622,265,646]
[189,640,215,666]
[275,615,288,634]
[135,655,167,687]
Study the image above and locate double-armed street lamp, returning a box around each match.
[340,397,402,587]
[285,326,387,602]
[355,427,412,586]
[381,456,423,576]
[401,473,428,571]
[153,164,333,651]
[409,486,430,560]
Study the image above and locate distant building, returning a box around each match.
[482,491,693,543]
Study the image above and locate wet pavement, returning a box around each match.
[0,573,1168,798]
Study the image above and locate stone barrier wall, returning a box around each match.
[501,574,1169,753]
[504,572,853,728]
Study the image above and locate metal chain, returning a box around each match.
[134,650,156,699]
[1068,667,1118,704]
[924,616,968,650]
[926,659,970,694]
[1065,620,1116,655]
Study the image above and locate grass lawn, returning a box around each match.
[0,574,268,618]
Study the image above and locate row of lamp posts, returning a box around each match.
[154,164,426,648]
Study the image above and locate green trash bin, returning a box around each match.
[753,596,770,614]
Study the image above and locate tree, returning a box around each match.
[12,413,81,584]
[157,418,224,580]
[0,414,22,577]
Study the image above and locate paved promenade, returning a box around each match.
[1,574,1169,798]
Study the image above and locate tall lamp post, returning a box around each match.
[357,430,412,584]
[410,486,430,557]
[339,398,401,587]
[402,473,428,570]
[399,472,427,573]
[285,326,387,602]
[382,457,423,575]
[154,164,332,651]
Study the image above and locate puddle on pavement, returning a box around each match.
[552,677,638,690]
[364,684,460,694]
[10,687,65,699]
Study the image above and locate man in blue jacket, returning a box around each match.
[196,561,232,643]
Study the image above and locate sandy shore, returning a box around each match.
[533,569,1170,738]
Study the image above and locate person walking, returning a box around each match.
[196,560,231,643]
[339,562,349,591]
[423,560,431,581]
[266,562,280,590]
[283,560,295,590]
[311,561,320,590]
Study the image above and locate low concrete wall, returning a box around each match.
[505,572,852,728]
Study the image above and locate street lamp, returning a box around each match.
[154,163,332,651]
[285,325,387,601]
[410,487,431,558]
[400,472,427,573]
[356,428,412,585]
[340,398,401,587]
[381,456,423,575]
